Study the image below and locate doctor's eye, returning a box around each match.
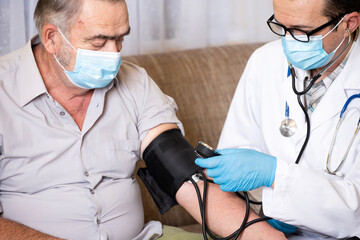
[116,37,124,44]
[290,28,309,36]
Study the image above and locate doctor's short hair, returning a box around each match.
[324,0,360,21]
[34,0,124,38]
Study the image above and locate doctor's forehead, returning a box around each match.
[273,0,328,28]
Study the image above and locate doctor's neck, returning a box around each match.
[310,33,354,84]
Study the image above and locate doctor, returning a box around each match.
[196,0,360,239]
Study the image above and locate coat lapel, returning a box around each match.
[309,77,347,132]
[311,39,360,133]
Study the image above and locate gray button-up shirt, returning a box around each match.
[0,36,183,240]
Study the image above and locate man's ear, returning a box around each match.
[343,12,360,37]
[41,24,60,54]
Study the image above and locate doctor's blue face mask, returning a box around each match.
[53,28,122,89]
[281,15,346,71]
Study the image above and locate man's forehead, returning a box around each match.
[273,0,328,27]
[78,0,128,21]
[71,0,129,37]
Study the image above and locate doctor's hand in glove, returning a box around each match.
[195,148,277,192]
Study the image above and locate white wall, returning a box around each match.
[123,0,277,56]
[0,0,277,57]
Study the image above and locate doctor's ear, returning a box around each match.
[41,24,60,54]
[342,12,360,37]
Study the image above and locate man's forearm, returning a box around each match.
[0,217,62,240]
[176,181,286,240]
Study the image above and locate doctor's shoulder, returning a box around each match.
[243,39,286,77]
[251,39,284,63]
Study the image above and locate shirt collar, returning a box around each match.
[19,34,48,107]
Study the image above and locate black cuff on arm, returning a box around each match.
[137,128,201,214]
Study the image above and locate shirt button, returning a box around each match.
[97,219,101,225]
[90,189,95,194]
[84,171,89,177]
[60,111,65,116]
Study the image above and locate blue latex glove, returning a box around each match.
[195,148,277,192]
[267,219,298,234]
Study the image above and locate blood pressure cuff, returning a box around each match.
[137,128,201,214]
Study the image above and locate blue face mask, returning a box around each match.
[54,29,122,89]
[281,17,346,70]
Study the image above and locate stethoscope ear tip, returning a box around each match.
[323,169,344,177]
[335,172,344,177]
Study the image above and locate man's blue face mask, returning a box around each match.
[281,15,346,70]
[54,28,122,89]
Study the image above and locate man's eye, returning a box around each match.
[91,40,106,48]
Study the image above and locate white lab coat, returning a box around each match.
[218,38,360,239]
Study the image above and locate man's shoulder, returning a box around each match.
[116,60,152,89]
[119,60,147,78]
[252,39,283,60]
[0,37,39,80]
[0,48,23,79]
[245,39,286,73]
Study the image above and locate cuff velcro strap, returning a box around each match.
[137,167,178,214]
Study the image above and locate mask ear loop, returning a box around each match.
[320,14,348,40]
[57,28,78,53]
[318,28,352,75]
[52,28,78,72]
[291,28,352,96]
[53,54,67,71]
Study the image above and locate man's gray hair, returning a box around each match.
[34,0,124,37]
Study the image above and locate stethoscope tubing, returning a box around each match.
[326,99,360,176]
[291,29,352,96]
[291,30,353,165]
[340,94,360,118]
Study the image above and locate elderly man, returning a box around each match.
[196,0,360,239]
[0,0,286,239]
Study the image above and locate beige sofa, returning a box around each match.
[124,42,263,229]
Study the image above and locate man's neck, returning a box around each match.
[33,44,92,99]
[310,34,354,84]
[33,44,94,130]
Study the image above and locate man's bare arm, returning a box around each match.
[0,217,63,240]
[176,181,286,240]
[142,124,286,240]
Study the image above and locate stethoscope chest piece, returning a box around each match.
[280,118,297,137]
[280,101,297,137]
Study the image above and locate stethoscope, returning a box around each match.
[280,29,355,171]
[279,101,297,137]
[325,94,360,176]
